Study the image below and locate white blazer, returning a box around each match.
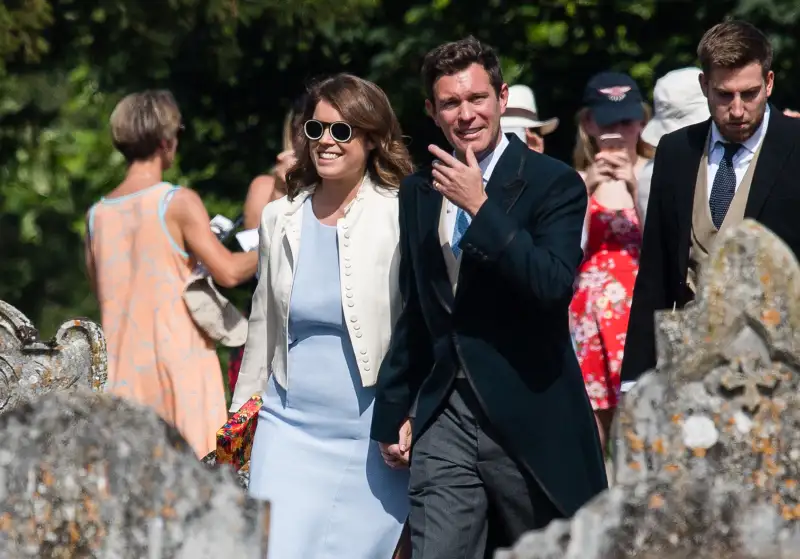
[230,174,401,411]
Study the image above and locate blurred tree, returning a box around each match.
[0,0,52,72]
[1,0,798,341]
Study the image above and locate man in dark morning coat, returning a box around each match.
[370,36,607,559]
[622,21,800,386]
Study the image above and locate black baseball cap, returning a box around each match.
[583,71,645,127]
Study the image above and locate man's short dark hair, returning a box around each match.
[421,36,504,102]
[697,20,773,77]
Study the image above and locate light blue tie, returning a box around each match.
[451,208,471,258]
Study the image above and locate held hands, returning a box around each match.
[592,151,637,196]
[582,158,613,194]
[429,144,488,216]
[379,418,412,469]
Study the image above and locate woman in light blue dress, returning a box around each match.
[234,74,415,558]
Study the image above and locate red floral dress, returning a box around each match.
[569,197,642,410]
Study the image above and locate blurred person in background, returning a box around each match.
[227,94,306,395]
[622,21,800,385]
[234,74,414,559]
[637,68,710,225]
[499,84,559,153]
[242,94,307,230]
[84,90,257,458]
[569,71,652,449]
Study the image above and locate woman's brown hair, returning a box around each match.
[571,104,655,171]
[285,74,413,199]
[698,20,772,77]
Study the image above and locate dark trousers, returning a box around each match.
[408,380,561,559]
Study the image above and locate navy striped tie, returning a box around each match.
[709,142,741,229]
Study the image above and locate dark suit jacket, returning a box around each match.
[370,135,608,518]
[622,106,800,382]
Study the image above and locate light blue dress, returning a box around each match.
[248,197,409,558]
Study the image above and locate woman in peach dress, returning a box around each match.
[85,90,257,457]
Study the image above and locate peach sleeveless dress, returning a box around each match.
[87,182,227,457]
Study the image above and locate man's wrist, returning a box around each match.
[465,193,488,217]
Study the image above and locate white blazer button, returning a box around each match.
[364,366,370,371]
[347,301,354,307]
[356,332,363,338]
[360,349,367,355]
[350,316,358,322]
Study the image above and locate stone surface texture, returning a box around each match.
[0,300,107,413]
[495,220,800,558]
[0,390,269,558]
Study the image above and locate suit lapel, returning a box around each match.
[674,122,709,278]
[745,107,795,218]
[484,135,529,213]
[282,190,309,270]
[456,136,529,299]
[416,175,454,314]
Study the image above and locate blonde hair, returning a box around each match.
[264,107,304,199]
[110,90,181,162]
[572,104,655,171]
[281,110,294,152]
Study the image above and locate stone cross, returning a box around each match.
[717,354,781,413]
[495,220,800,558]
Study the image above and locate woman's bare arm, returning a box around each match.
[169,188,257,287]
[243,175,277,230]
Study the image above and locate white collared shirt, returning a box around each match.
[444,133,510,245]
[705,104,770,201]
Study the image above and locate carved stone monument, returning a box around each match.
[495,220,800,558]
[0,390,270,557]
[0,300,107,413]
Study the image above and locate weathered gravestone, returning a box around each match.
[0,300,107,411]
[0,390,270,558]
[495,220,800,558]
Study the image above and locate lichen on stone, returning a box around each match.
[496,221,800,558]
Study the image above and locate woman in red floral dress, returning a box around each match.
[569,71,652,449]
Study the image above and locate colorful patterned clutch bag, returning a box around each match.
[216,393,263,469]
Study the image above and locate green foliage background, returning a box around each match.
[2,0,798,340]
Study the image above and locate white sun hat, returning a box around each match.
[501,85,559,139]
[641,67,710,147]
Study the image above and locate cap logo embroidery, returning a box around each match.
[598,85,631,102]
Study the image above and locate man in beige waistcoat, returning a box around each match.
[621,20,800,386]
